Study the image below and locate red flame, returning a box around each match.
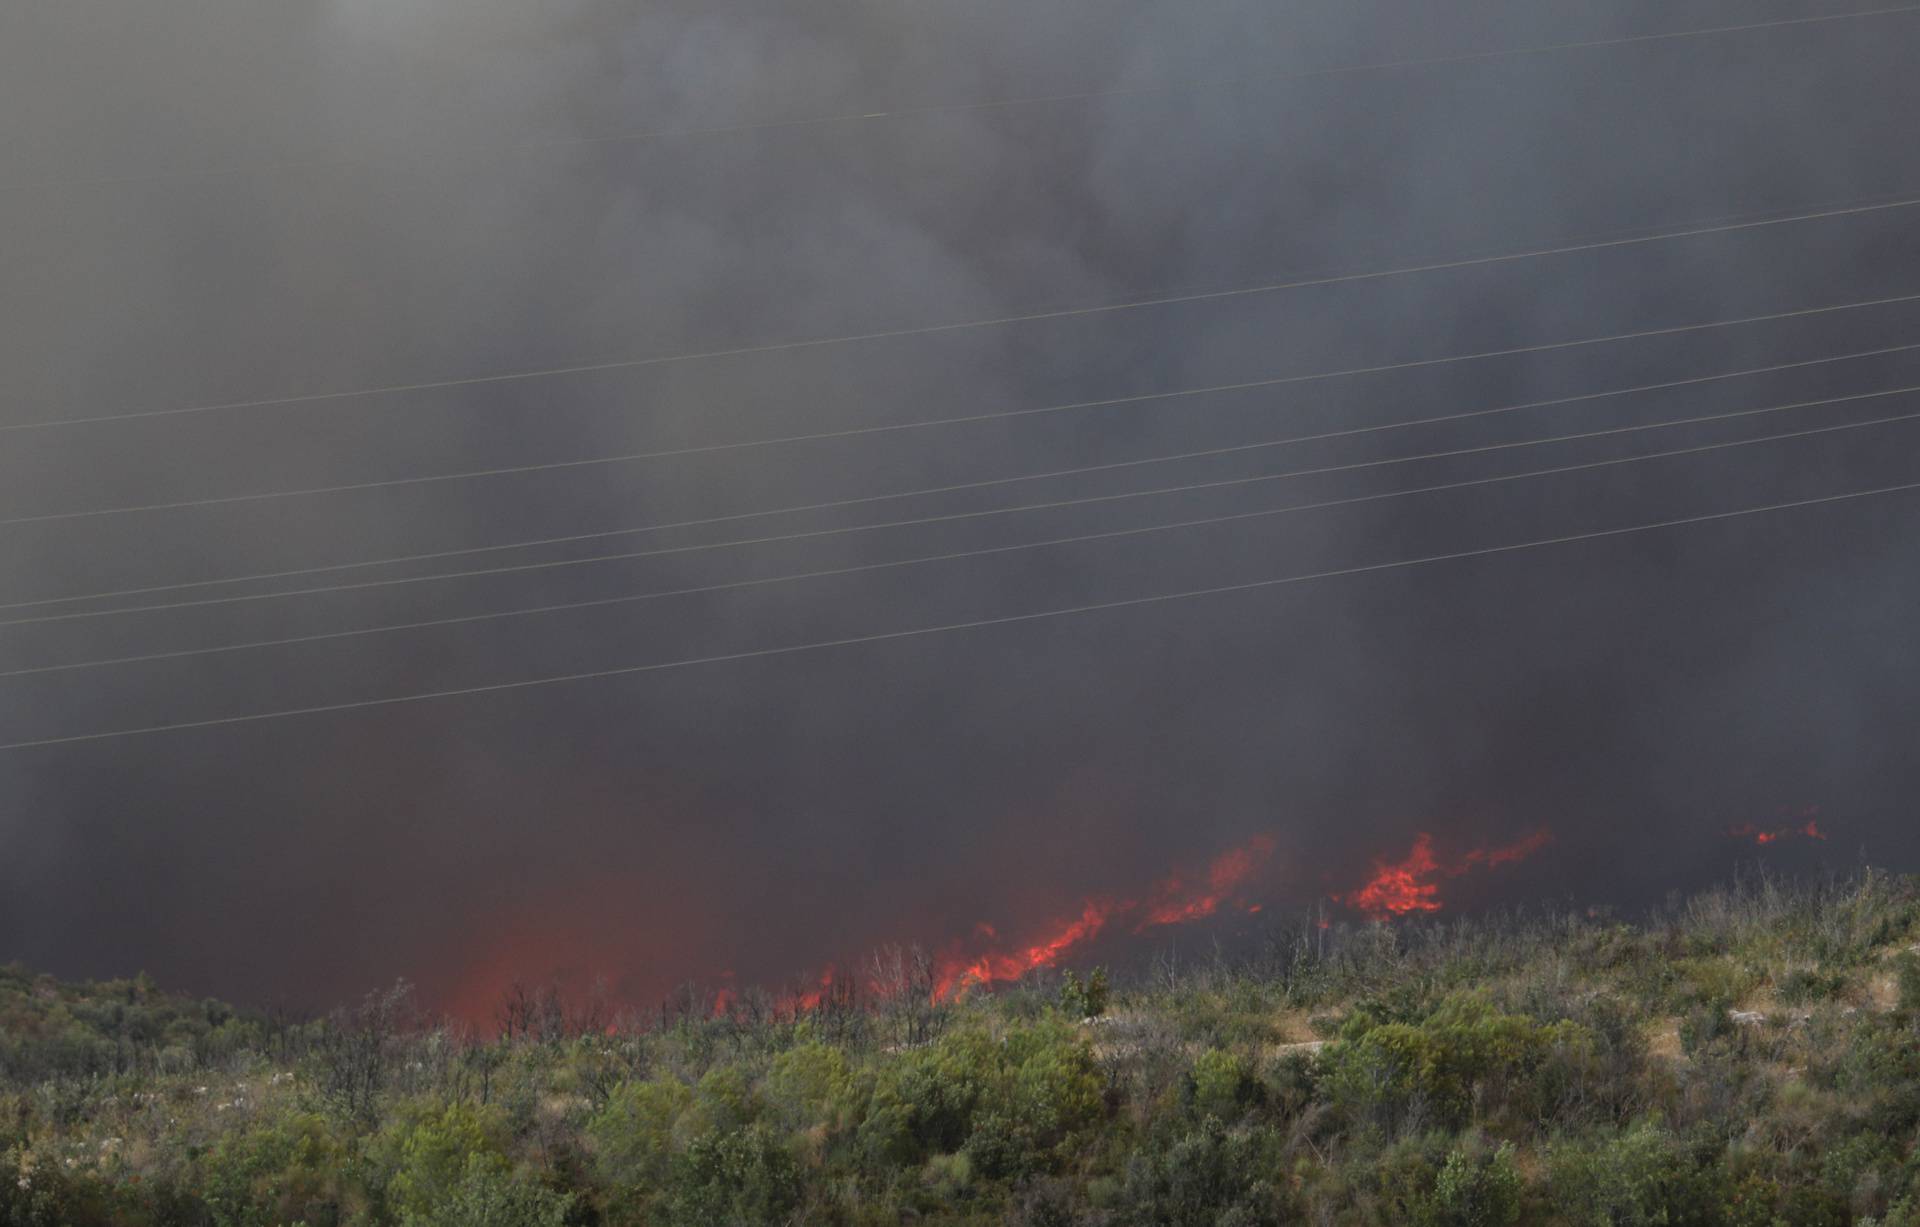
[1344,833,1445,917]
[779,964,841,1014]
[1728,818,1826,845]
[932,832,1278,998]
[1341,829,1551,919]
[1727,806,1824,845]
[1139,834,1280,928]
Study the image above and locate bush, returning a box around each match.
[1322,995,1578,1133]
[1895,952,1920,1015]
[1060,969,1110,1020]
[1190,1049,1257,1122]
[1777,968,1849,1005]
[200,1114,341,1227]
[587,1078,694,1190]
[764,1042,860,1135]
[1431,1140,1523,1227]
[381,1102,510,1221]
[667,1123,801,1227]
[1008,1028,1104,1154]
[1120,1117,1288,1226]
[1546,1121,1722,1227]
[397,1152,572,1227]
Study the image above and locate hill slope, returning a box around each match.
[6,871,1920,1225]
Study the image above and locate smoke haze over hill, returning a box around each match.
[1,0,1917,1015]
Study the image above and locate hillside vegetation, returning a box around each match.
[8,870,1920,1225]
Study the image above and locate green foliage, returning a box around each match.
[1776,967,1849,1005]
[1431,1140,1522,1227]
[1120,1117,1289,1226]
[1059,968,1110,1020]
[1322,993,1586,1132]
[1190,1048,1257,1122]
[201,1113,341,1227]
[1896,951,1920,1015]
[586,1077,694,1188]
[397,1152,571,1227]
[8,872,1920,1226]
[1545,1120,1723,1227]
[765,1041,862,1134]
[380,1102,509,1220]
[666,1123,801,1227]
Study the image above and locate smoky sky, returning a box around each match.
[2,0,1918,1015]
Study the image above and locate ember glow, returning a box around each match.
[932,832,1279,998]
[1728,815,1827,845]
[1341,829,1552,919]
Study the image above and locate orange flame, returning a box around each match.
[1342,829,1551,919]
[1344,833,1445,917]
[1728,817,1826,845]
[932,833,1278,998]
[1139,834,1280,928]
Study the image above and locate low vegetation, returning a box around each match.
[7,870,1920,1224]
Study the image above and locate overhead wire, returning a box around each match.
[8,293,1920,529]
[6,338,1916,627]
[6,195,1918,435]
[3,461,1913,752]
[4,397,1918,679]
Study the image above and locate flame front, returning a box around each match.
[1343,833,1445,917]
[1728,808,1826,845]
[1342,829,1551,919]
[932,833,1278,998]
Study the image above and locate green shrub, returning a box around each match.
[1007,1030,1104,1157]
[397,1152,572,1227]
[1323,994,1575,1132]
[1777,968,1849,1005]
[1120,1117,1288,1226]
[1432,1140,1523,1227]
[1191,1049,1257,1122]
[1545,1121,1722,1227]
[863,1029,998,1162]
[200,1113,341,1227]
[765,1041,860,1135]
[1677,998,1735,1056]
[667,1123,801,1227]
[1059,968,1110,1020]
[586,1078,694,1189]
[1895,952,1920,1015]
[381,1102,510,1220]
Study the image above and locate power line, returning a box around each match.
[10,293,1920,529]
[6,402,1916,680]
[7,352,1915,627]
[14,4,1916,195]
[7,194,1918,436]
[4,467,1913,752]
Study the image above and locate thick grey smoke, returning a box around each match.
[1,0,1916,1013]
